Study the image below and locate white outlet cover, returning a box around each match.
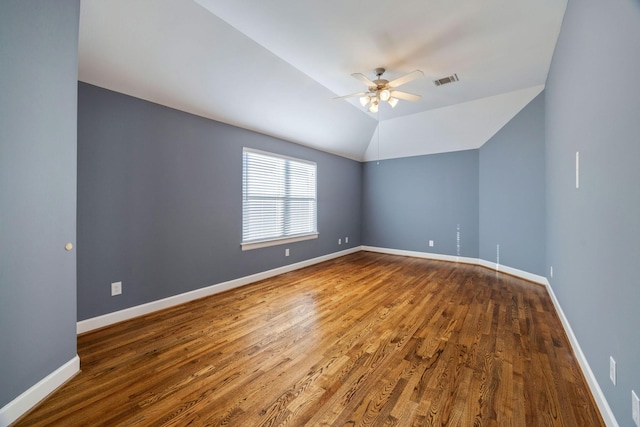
[285,248,289,256]
[345,237,348,243]
[632,390,639,426]
[111,281,122,296]
[429,240,434,247]
[338,238,341,245]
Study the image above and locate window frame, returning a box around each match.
[241,147,318,251]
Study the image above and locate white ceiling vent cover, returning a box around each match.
[434,74,459,86]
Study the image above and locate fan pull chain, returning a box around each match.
[377,109,380,165]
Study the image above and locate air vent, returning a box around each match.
[434,74,459,86]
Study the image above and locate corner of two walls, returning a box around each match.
[362,150,480,258]
[77,82,363,322]
[1,0,81,419]
[479,92,546,276]
[362,91,546,277]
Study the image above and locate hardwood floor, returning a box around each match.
[15,252,604,426]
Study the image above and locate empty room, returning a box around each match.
[1,0,639,426]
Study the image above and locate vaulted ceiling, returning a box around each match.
[78,0,566,161]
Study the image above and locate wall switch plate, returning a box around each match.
[345,237,348,243]
[550,266,553,278]
[610,356,616,385]
[429,240,434,247]
[632,390,639,426]
[338,238,341,245]
[285,248,289,257]
[111,281,122,296]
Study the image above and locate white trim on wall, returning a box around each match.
[475,258,548,285]
[0,355,79,427]
[361,245,479,268]
[544,280,618,427]
[362,245,548,285]
[77,247,360,334]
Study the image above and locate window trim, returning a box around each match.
[241,147,318,251]
[241,232,319,251]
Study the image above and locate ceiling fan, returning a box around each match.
[337,67,424,113]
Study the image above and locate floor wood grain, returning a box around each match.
[14,252,604,426]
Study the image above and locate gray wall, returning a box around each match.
[546,0,640,425]
[362,150,480,258]
[361,91,546,273]
[77,83,362,320]
[0,0,80,408]
[479,92,546,275]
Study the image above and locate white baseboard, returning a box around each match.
[475,258,549,285]
[77,247,361,334]
[0,355,79,427]
[361,245,479,267]
[362,245,548,285]
[544,280,618,427]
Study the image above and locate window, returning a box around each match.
[242,148,318,250]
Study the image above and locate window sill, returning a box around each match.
[241,233,319,251]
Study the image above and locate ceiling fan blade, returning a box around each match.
[351,73,376,87]
[390,90,421,102]
[334,91,370,99]
[388,70,424,88]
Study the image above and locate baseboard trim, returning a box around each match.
[0,355,79,427]
[362,245,548,285]
[77,247,361,334]
[544,280,618,427]
[361,245,479,267]
[475,258,548,285]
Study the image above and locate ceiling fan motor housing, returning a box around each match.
[372,68,389,90]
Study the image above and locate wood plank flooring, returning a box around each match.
[15,252,604,426]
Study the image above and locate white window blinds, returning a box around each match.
[242,148,317,249]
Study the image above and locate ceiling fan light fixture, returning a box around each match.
[339,68,423,112]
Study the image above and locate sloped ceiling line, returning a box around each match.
[78,0,567,161]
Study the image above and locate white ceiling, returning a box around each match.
[78,0,566,161]
[364,84,544,161]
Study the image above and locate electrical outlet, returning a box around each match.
[111,281,122,296]
[632,390,639,426]
[550,266,553,278]
[285,248,289,257]
[338,238,341,245]
[610,356,616,385]
[429,240,434,247]
[345,237,349,243]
